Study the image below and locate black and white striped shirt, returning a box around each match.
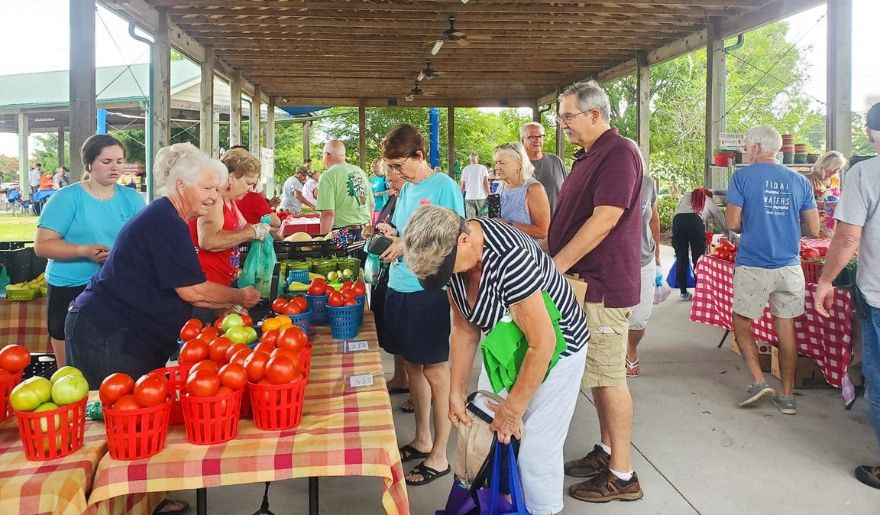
[449,219,589,357]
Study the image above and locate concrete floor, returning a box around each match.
[173,247,880,514]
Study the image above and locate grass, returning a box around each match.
[0,213,38,242]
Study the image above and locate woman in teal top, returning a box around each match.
[377,124,464,487]
[34,135,145,366]
[370,158,388,225]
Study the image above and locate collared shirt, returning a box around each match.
[548,128,644,308]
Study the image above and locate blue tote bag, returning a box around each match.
[665,258,696,289]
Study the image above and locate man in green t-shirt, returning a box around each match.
[316,140,373,236]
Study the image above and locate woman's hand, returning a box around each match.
[251,223,270,241]
[376,223,397,237]
[361,225,375,239]
[237,286,261,308]
[485,399,524,445]
[448,391,471,429]
[380,240,404,263]
[79,244,111,263]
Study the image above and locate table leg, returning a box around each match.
[717,330,730,348]
[197,488,207,515]
[309,477,319,515]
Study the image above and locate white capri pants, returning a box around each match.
[476,347,587,515]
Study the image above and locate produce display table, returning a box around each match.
[281,216,322,237]
[690,255,855,397]
[0,298,50,353]
[87,312,409,515]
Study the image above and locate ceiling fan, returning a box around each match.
[417,59,440,81]
[431,15,491,56]
[405,81,424,102]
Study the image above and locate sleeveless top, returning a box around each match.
[500,178,538,226]
[188,201,244,287]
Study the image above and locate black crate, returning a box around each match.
[0,247,34,283]
[23,353,58,380]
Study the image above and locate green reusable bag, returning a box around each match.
[238,215,277,298]
[480,291,567,394]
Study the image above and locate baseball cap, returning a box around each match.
[868,102,880,131]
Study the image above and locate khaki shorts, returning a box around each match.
[732,265,805,321]
[583,302,631,388]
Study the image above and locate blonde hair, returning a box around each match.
[153,142,227,196]
[494,142,535,182]
[221,147,261,179]
[812,151,848,178]
[403,205,464,279]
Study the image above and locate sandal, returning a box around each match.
[625,357,640,378]
[399,444,431,462]
[388,386,410,395]
[152,498,190,515]
[400,398,414,413]
[406,461,451,486]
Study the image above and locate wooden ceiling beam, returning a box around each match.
[150,0,758,11]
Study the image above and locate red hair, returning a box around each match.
[691,188,713,214]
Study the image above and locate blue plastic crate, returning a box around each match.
[288,269,310,284]
[328,304,361,340]
[288,309,313,337]
[355,295,366,327]
[306,294,329,325]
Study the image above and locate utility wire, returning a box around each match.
[95,9,149,100]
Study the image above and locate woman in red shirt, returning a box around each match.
[189,148,271,288]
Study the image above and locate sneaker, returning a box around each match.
[738,382,775,407]
[680,292,693,301]
[772,394,797,415]
[569,469,644,503]
[564,445,610,478]
[855,465,880,489]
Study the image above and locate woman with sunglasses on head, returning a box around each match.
[493,142,551,240]
[376,124,464,487]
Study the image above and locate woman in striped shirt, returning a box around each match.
[404,205,589,515]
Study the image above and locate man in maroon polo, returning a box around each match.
[548,80,644,503]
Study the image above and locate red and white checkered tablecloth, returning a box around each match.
[0,298,51,353]
[690,255,854,389]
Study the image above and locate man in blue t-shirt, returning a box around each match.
[725,126,819,415]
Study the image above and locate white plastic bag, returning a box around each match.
[653,283,672,305]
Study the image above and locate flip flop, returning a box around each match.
[388,387,410,394]
[625,357,640,378]
[405,461,451,486]
[152,498,190,515]
[400,398,414,413]
[399,444,431,462]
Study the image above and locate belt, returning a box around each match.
[336,224,366,231]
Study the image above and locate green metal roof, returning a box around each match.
[0,60,200,110]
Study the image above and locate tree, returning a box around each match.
[33,133,70,173]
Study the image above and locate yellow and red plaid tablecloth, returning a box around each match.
[0,298,50,353]
[88,313,410,514]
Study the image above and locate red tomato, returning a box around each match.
[244,351,270,383]
[179,319,202,342]
[200,327,220,341]
[240,314,253,326]
[352,282,367,297]
[342,290,356,301]
[99,373,135,405]
[213,318,224,331]
[272,297,289,314]
[219,363,247,390]
[282,301,302,315]
[0,369,9,380]
[215,386,233,397]
[312,277,327,287]
[178,339,209,365]
[253,341,276,356]
[112,394,141,411]
[229,347,252,367]
[327,291,345,307]
[291,296,309,312]
[189,360,220,376]
[341,281,354,292]
[0,344,30,373]
[225,343,248,362]
[259,329,279,347]
[208,336,234,364]
[344,298,358,306]
[307,284,326,296]
[265,356,296,385]
[277,326,308,353]
[134,373,169,407]
[186,370,220,397]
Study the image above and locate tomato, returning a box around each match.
[112,394,141,411]
[189,360,220,376]
[253,341,276,356]
[186,370,220,397]
[291,296,309,312]
[261,317,282,333]
[260,329,279,347]
[352,282,367,297]
[311,277,327,287]
[225,342,248,362]
[219,363,247,390]
[229,347,252,367]
[0,344,31,373]
[307,284,326,296]
[327,291,345,307]
[265,355,296,384]
[208,337,234,364]
[0,369,9,380]
[277,326,308,353]
[240,314,253,327]
[273,315,293,329]
[244,351,270,383]
[200,327,220,341]
[272,297,289,314]
[344,298,358,306]
[341,281,354,292]
[215,386,233,397]
[178,339,209,365]
[134,373,169,408]
[179,319,202,342]
[283,301,302,315]
[99,373,135,405]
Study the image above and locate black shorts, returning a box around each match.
[383,288,450,365]
[46,284,87,340]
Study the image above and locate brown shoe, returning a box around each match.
[564,445,610,478]
[569,469,644,503]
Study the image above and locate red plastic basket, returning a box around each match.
[240,383,252,420]
[249,378,307,431]
[16,398,87,461]
[1,370,24,421]
[181,387,243,445]
[103,399,172,460]
[153,365,191,426]
[801,261,822,284]
[301,343,313,380]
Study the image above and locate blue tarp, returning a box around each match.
[278,106,330,117]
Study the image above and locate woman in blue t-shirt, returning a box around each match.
[370,158,389,225]
[35,135,145,367]
[376,124,464,487]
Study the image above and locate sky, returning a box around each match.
[0,1,878,157]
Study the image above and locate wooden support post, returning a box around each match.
[531,102,540,123]
[57,127,65,168]
[555,94,565,159]
[69,0,96,182]
[230,73,242,147]
[18,114,29,197]
[251,85,262,157]
[704,18,725,187]
[826,0,852,157]
[448,107,456,177]
[265,99,275,198]
[212,111,220,158]
[303,121,311,161]
[152,11,171,152]
[199,47,214,155]
[358,105,366,170]
[636,51,651,166]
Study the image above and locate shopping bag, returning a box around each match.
[653,283,672,305]
[665,259,696,289]
[238,215,277,298]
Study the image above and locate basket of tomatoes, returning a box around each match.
[271,295,312,336]
[305,278,332,325]
[799,243,826,284]
[711,239,737,263]
[178,347,249,445]
[1,344,30,421]
[100,371,173,460]
[326,282,366,340]
[246,326,311,430]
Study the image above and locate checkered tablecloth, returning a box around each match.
[0,298,50,353]
[690,255,854,389]
[88,312,410,514]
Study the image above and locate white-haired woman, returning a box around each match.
[65,143,261,389]
[404,204,589,514]
[811,150,848,238]
[494,142,551,239]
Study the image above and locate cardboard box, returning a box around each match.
[730,336,772,373]
[770,347,831,389]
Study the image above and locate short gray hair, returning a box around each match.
[559,80,611,121]
[744,126,783,155]
[519,122,545,140]
[403,205,464,279]
[153,142,227,196]
[495,142,535,182]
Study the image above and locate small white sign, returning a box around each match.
[349,374,375,388]
[346,340,369,352]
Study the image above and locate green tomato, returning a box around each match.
[50,366,84,385]
[242,326,258,344]
[9,382,43,412]
[34,402,61,432]
[50,374,89,406]
[225,325,249,345]
[220,313,244,332]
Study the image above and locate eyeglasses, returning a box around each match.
[524,134,545,141]
[386,156,411,172]
[555,110,592,125]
